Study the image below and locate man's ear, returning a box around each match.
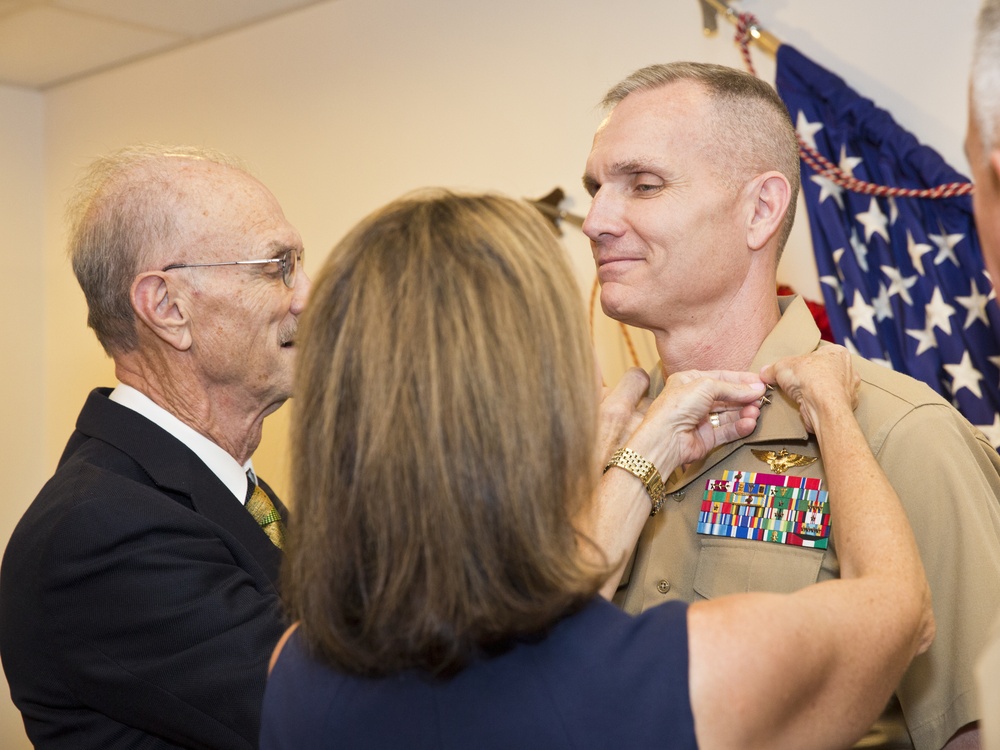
[745,171,792,251]
[131,272,193,351]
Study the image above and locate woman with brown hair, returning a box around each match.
[262,190,933,749]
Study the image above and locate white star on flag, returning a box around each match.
[810,174,844,210]
[855,198,889,243]
[832,248,847,279]
[847,289,877,336]
[929,230,964,266]
[924,287,957,335]
[944,351,984,399]
[906,323,938,356]
[839,145,862,177]
[906,230,933,276]
[956,280,991,330]
[977,414,1000,449]
[796,111,824,150]
[881,265,918,306]
[820,274,844,305]
[872,282,893,322]
[849,230,870,272]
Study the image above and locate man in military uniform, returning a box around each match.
[583,61,1000,750]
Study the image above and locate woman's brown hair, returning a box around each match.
[284,190,604,677]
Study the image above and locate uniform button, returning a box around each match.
[656,579,671,594]
[672,490,685,503]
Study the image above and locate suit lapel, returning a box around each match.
[73,389,284,589]
[187,480,284,590]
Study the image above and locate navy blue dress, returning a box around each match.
[261,597,695,749]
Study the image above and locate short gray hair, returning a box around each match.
[974,0,1000,155]
[67,144,247,356]
[602,62,800,255]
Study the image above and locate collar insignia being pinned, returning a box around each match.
[751,448,817,474]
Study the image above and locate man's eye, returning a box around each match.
[636,183,661,193]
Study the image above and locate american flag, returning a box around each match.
[775,44,1000,449]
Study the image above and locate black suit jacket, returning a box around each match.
[0,389,288,749]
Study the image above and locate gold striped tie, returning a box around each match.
[247,484,286,550]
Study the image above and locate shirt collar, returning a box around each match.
[749,295,822,372]
[655,296,819,490]
[109,384,253,504]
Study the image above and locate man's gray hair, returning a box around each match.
[974,0,1000,155]
[67,144,247,356]
[602,62,801,255]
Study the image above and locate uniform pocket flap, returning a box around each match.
[693,541,823,599]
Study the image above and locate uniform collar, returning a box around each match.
[659,295,820,491]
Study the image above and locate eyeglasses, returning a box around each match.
[162,248,302,288]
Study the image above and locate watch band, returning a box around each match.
[604,447,667,516]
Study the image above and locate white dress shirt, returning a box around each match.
[109,384,253,504]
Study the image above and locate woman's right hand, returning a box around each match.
[590,367,765,599]
[759,345,860,435]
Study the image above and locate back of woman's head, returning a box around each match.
[286,190,603,677]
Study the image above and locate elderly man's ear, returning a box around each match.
[131,272,194,351]
[744,171,792,251]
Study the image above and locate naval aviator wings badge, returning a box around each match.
[750,448,817,474]
[698,469,830,549]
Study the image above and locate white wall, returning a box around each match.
[0,82,45,750]
[1,0,983,745]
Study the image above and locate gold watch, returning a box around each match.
[604,447,667,516]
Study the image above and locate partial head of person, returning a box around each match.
[67,144,310,428]
[970,0,1000,284]
[285,189,608,677]
[581,62,800,333]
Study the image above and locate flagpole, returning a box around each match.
[698,0,781,56]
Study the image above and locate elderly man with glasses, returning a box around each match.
[0,144,311,750]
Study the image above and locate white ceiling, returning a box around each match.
[0,0,330,89]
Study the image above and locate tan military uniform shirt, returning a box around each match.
[616,296,1000,750]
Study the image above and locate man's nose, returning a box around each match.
[290,267,312,314]
[582,189,625,244]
